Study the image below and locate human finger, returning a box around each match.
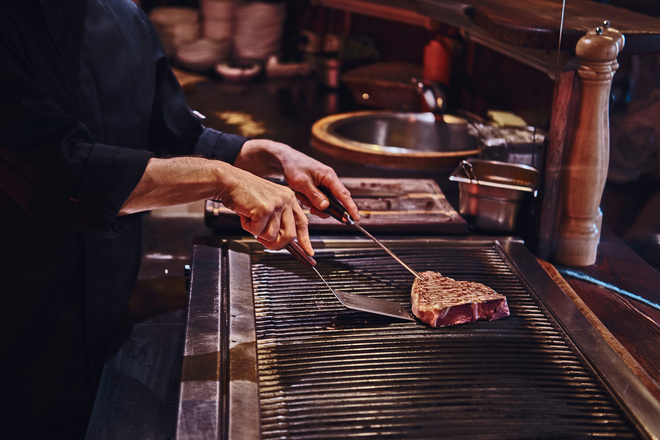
[259,208,284,243]
[319,180,360,222]
[288,174,360,222]
[238,202,280,241]
[292,201,313,256]
[253,205,299,251]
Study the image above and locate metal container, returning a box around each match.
[341,62,424,111]
[472,125,546,170]
[450,159,539,232]
[310,111,480,170]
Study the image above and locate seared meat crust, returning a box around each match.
[411,271,510,327]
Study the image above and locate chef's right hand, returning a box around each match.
[216,167,312,255]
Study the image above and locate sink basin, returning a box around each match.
[311,111,479,169]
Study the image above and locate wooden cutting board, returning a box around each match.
[204,178,467,234]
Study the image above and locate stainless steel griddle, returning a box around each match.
[176,236,660,440]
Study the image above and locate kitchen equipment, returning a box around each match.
[310,111,480,169]
[205,177,467,234]
[342,62,424,111]
[148,7,200,58]
[285,241,414,321]
[177,237,660,439]
[175,37,228,72]
[233,1,286,64]
[318,57,341,88]
[450,159,539,232]
[318,186,423,280]
[199,0,233,43]
[471,123,546,169]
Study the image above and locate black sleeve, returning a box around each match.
[0,17,153,237]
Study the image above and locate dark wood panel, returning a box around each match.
[469,0,660,53]
[561,229,660,399]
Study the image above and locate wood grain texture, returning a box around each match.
[535,64,578,260]
[469,0,660,53]
[547,229,660,401]
[555,29,620,265]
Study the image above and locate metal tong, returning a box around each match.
[460,160,479,183]
[285,241,414,321]
[317,186,423,281]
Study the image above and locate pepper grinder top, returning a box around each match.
[577,24,620,63]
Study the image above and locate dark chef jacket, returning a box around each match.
[0,0,247,427]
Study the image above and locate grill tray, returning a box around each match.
[177,237,660,439]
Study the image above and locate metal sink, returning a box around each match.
[310,111,479,169]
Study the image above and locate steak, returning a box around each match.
[411,271,510,327]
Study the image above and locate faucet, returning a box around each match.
[413,79,448,114]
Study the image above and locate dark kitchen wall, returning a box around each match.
[303,1,569,128]
[299,4,554,127]
[590,0,660,17]
[139,0,554,127]
[141,0,199,12]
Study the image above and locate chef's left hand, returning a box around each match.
[234,139,360,235]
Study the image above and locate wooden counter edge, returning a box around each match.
[536,258,660,402]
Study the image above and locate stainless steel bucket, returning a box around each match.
[450,159,539,232]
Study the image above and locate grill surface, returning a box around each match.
[177,237,660,440]
[253,243,636,439]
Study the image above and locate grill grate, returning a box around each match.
[251,243,641,439]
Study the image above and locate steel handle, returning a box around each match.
[318,187,422,280]
[318,186,352,225]
[285,241,317,269]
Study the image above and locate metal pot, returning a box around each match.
[450,159,539,232]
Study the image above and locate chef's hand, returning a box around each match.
[284,158,360,224]
[217,166,312,255]
[119,154,311,253]
[234,139,360,236]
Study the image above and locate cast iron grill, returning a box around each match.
[177,237,660,439]
[251,244,637,439]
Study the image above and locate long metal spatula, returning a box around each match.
[318,187,425,280]
[285,241,414,321]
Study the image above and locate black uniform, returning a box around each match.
[0,0,246,436]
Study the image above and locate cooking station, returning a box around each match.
[178,235,660,439]
[88,1,660,439]
[168,3,660,437]
[175,127,660,433]
[172,95,660,440]
[173,115,660,439]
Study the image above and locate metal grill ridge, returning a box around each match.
[251,245,640,439]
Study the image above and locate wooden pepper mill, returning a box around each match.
[555,23,624,266]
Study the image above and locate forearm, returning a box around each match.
[233,138,288,177]
[118,156,236,215]
[117,141,356,257]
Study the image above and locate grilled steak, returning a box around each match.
[411,271,510,327]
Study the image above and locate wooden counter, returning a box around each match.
[467,0,660,53]
[551,228,660,401]
[320,0,660,53]
[318,0,660,75]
